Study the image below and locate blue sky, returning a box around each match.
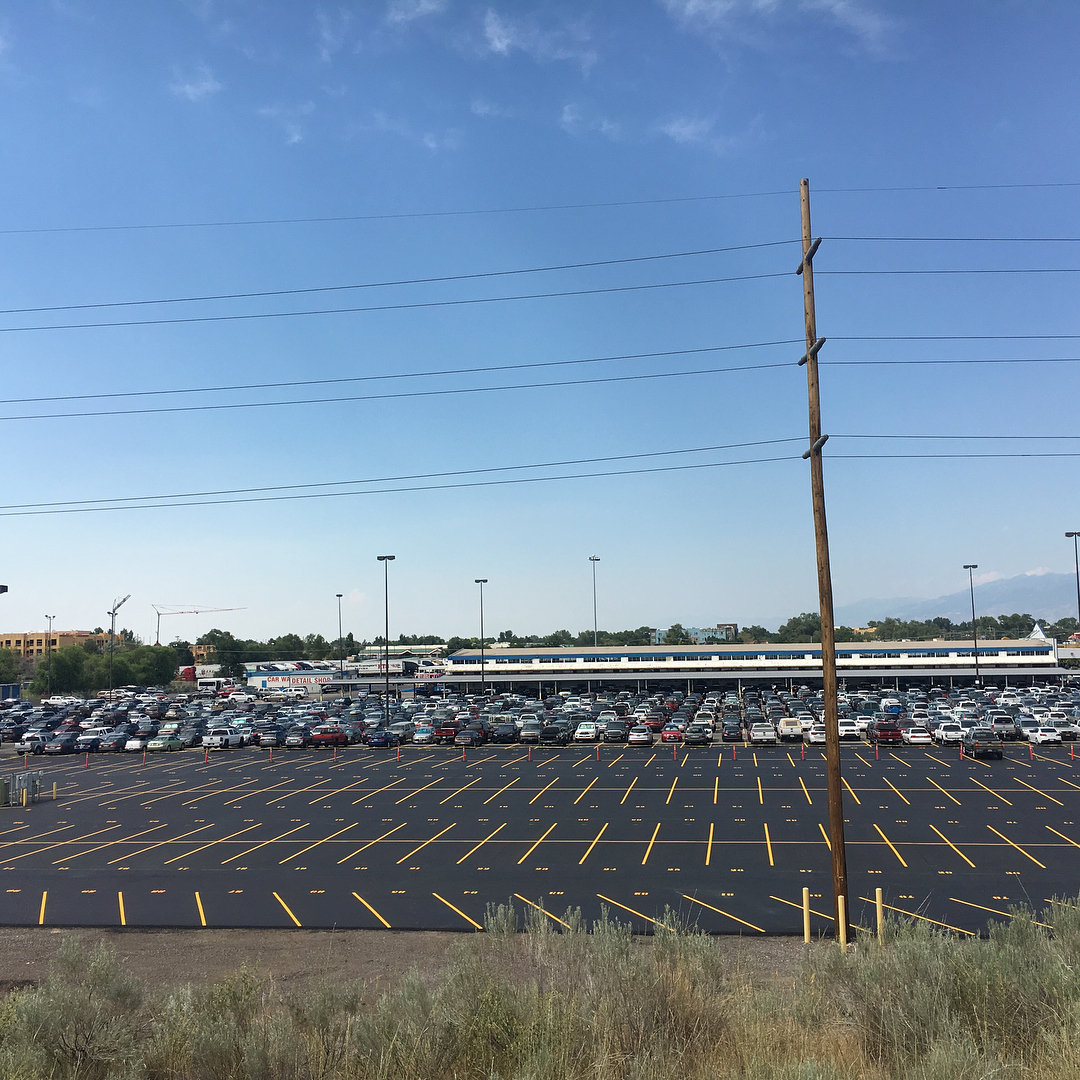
[1,1,1078,645]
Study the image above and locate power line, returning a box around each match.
[0,240,797,317]
[5,180,1080,236]
[829,235,1080,242]
[0,272,788,334]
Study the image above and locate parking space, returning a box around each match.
[1,738,1077,936]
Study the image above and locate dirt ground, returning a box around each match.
[0,927,818,995]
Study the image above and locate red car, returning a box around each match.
[660,724,684,742]
[311,725,348,747]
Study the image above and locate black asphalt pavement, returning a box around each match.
[1,738,1078,936]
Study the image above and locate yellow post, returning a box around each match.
[802,886,811,943]
[876,887,884,939]
[52,782,57,800]
[838,894,848,949]
[21,787,27,808]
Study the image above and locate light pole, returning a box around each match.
[1067,533,1080,631]
[335,593,344,678]
[45,614,56,699]
[107,594,131,701]
[589,556,600,646]
[377,556,395,728]
[963,565,980,687]
[475,579,487,696]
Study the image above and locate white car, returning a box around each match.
[837,718,860,741]
[750,723,777,745]
[412,725,434,745]
[935,723,963,744]
[1029,726,1062,745]
[805,723,826,744]
[627,725,653,745]
[573,722,599,742]
[903,725,933,746]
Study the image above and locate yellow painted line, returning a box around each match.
[642,822,661,865]
[574,777,598,805]
[770,894,833,921]
[787,752,796,767]
[528,777,558,806]
[456,823,506,864]
[1058,776,1080,791]
[483,778,519,804]
[273,892,301,927]
[396,824,457,865]
[606,753,624,768]
[514,893,573,929]
[644,753,657,767]
[987,825,1046,868]
[713,777,718,804]
[502,753,530,766]
[535,753,560,767]
[929,824,975,867]
[195,891,207,927]
[351,777,406,804]
[665,777,678,805]
[969,776,1012,805]
[757,776,764,804]
[620,776,638,804]
[279,822,358,864]
[925,776,961,806]
[859,896,974,936]
[394,780,440,804]
[683,894,765,933]
[924,753,952,768]
[572,754,593,768]
[6,825,122,863]
[854,752,874,768]
[578,823,608,865]
[337,822,407,863]
[873,823,908,866]
[1046,825,1080,849]
[223,824,309,864]
[818,823,831,850]
[165,823,261,864]
[799,777,813,804]
[717,749,723,767]
[118,892,126,927]
[38,891,46,926]
[764,823,774,866]
[352,893,391,928]
[0,822,61,850]
[842,776,860,805]
[1031,749,1071,767]
[181,780,260,806]
[433,891,483,929]
[516,823,557,865]
[597,893,672,929]
[1014,777,1064,806]
[107,824,215,865]
[753,752,758,767]
[950,896,1053,930]
[888,753,911,768]
[705,822,714,865]
[881,776,910,805]
[222,779,291,805]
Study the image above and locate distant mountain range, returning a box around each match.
[834,571,1079,627]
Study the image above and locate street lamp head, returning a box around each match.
[475,578,487,584]
[377,554,395,562]
[336,593,343,598]
[589,555,600,562]
[963,564,978,570]
[1067,532,1079,538]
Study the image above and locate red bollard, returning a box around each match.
[85,753,89,769]
[673,742,677,761]
[732,745,736,761]
[959,744,964,760]
[270,748,273,765]
[204,747,208,763]
[875,743,879,760]
[528,745,531,762]
[1030,743,1034,760]
[801,743,805,760]
[142,750,146,765]
[1071,743,1074,761]
[596,744,600,761]
[396,746,400,762]
[462,746,466,762]
[23,753,27,769]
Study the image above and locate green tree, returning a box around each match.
[197,629,247,679]
[737,625,773,643]
[267,633,305,660]
[774,613,822,643]
[170,640,195,667]
[0,648,20,683]
[662,624,694,645]
[303,633,331,660]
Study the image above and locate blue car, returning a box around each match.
[366,728,401,748]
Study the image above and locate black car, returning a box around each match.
[683,724,714,746]
[538,724,570,746]
[603,722,629,743]
[721,721,743,742]
[454,729,482,748]
[962,727,1004,760]
[491,723,518,744]
[45,733,79,754]
[97,731,130,752]
[177,727,203,748]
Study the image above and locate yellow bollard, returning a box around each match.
[802,886,811,943]
[21,787,27,808]
[52,782,57,800]
[876,887,884,939]
[838,894,848,950]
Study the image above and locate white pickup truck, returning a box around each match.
[202,727,244,750]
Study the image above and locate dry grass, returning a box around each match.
[2,897,1080,1078]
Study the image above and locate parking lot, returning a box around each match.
[1,738,1077,936]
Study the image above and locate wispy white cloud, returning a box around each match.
[973,570,1004,586]
[660,0,895,54]
[371,109,460,152]
[471,97,512,118]
[386,0,447,25]
[315,7,353,62]
[655,112,767,155]
[658,115,714,144]
[558,103,620,140]
[1025,567,1052,577]
[259,101,315,144]
[482,8,597,72]
[170,63,223,101]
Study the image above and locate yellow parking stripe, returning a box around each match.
[394,780,440,804]
[396,824,457,865]
[574,777,598,805]
[1046,825,1080,849]
[969,776,1012,805]
[223,824,309,864]
[528,777,558,805]
[195,891,206,927]
[352,893,391,928]
[165,823,261,865]
[514,893,572,929]
[757,777,764,804]
[351,778,405,804]
[38,891,46,925]
[118,892,126,927]
[873,823,908,866]
[483,778,519,804]
[950,896,1052,930]
[929,824,975,867]
[925,776,961,806]
[764,823,774,866]
[923,753,952,768]
[799,777,813,804]
[578,823,608,865]
[620,776,638,804]
[706,822,714,866]
[311,778,368,804]
[642,822,661,865]
[456,823,507,864]
[986,825,1046,868]
[770,893,833,921]
[273,892,301,926]
[432,891,483,929]
[107,824,215,865]
[682,894,765,933]
[6,825,121,863]
[881,775,910,804]
[859,896,974,935]
[1014,777,1064,806]
[516,823,557,865]
[279,822,358,864]
[337,822,407,863]
[818,823,831,850]
[596,893,672,929]
[665,777,678,805]
[842,777,860,805]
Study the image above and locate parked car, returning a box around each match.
[15,732,47,755]
[869,722,903,745]
[902,725,933,746]
[491,723,518,744]
[962,727,1004,759]
[367,728,401,748]
[805,723,827,744]
[750,723,777,745]
[1028,726,1063,745]
[627,724,652,745]
[454,729,481,748]
[45,733,79,754]
[124,734,150,752]
[311,725,349,748]
[683,723,713,745]
[573,722,599,742]
[147,733,183,752]
[203,727,244,750]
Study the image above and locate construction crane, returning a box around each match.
[153,605,246,645]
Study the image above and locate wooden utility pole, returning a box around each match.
[797,177,849,940]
